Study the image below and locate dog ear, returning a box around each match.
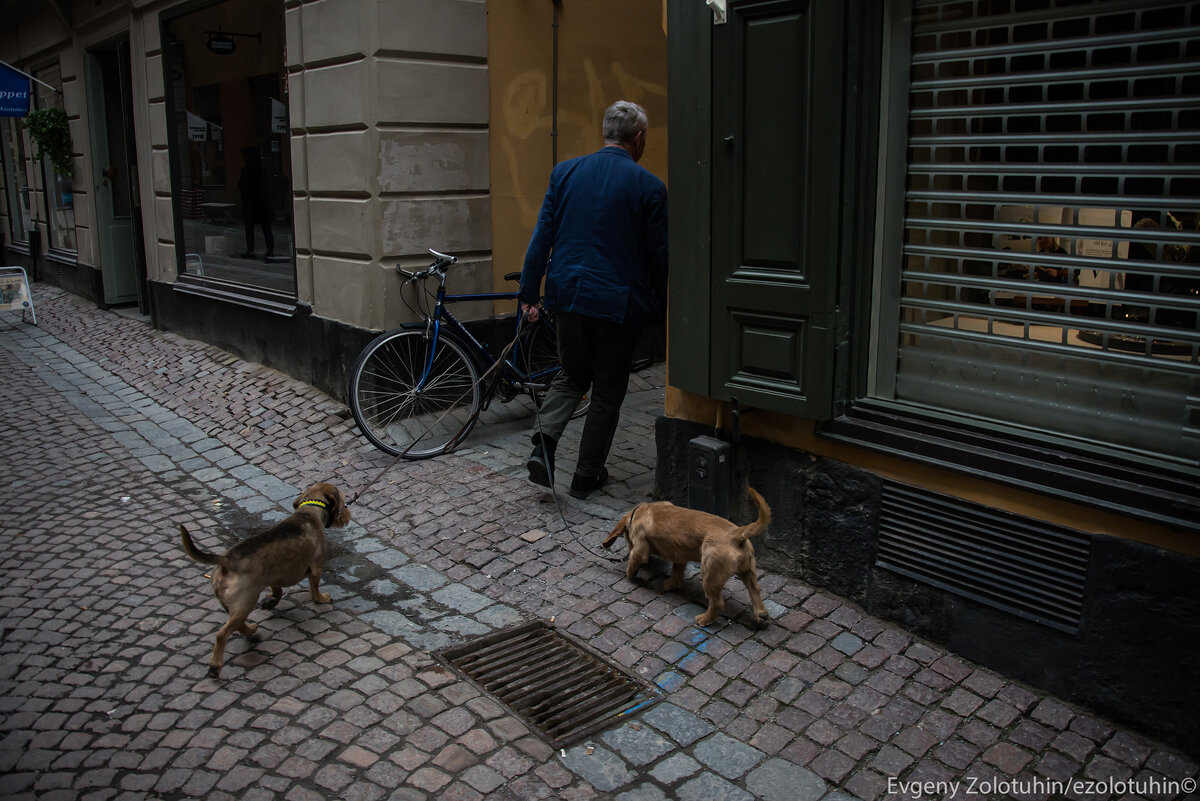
[325,485,351,527]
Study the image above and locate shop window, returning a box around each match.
[874,0,1200,465]
[1,118,31,245]
[32,64,76,254]
[163,0,294,295]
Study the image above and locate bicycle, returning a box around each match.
[348,248,588,458]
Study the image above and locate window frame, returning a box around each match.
[1,118,32,247]
[31,61,77,258]
[824,0,1200,532]
[159,0,298,308]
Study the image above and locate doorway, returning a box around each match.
[86,38,146,310]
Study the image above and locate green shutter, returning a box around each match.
[667,0,713,396]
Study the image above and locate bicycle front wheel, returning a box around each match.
[348,328,482,458]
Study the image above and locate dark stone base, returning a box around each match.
[150,279,667,406]
[655,415,1200,757]
[150,280,372,403]
[20,251,102,306]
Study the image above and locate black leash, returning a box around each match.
[346,310,622,565]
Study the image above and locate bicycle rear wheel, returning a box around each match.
[516,314,590,419]
[348,327,482,458]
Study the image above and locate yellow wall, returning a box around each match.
[487,0,669,312]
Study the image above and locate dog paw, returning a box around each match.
[694,613,717,628]
[751,612,770,630]
[208,664,221,679]
[315,593,332,604]
[260,598,279,610]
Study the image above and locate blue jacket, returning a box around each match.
[519,147,668,326]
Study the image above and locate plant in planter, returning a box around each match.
[22,107,73,178]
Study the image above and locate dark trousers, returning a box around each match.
[244,219,274,255]
[535,310,640,478]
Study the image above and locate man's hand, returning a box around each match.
[521,302,541,322]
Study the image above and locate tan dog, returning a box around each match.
[179,482,350,677]
[603,488,771,628]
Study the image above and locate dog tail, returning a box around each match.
[179,524,220,565]
[733,488,771,546]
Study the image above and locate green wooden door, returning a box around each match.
[709,0,843,417]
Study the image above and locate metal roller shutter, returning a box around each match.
[889,0,1200,463]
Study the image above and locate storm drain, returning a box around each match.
[438,620,661,748]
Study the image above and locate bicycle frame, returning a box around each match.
[412,270,557,394]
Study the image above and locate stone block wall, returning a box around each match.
[288,0,492,332]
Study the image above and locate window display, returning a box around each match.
[163,0,293,294]
[1,118,31,244]
[32,63,75,254]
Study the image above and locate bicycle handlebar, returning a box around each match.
[397,248,459,281]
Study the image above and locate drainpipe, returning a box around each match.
[551,0,560,166]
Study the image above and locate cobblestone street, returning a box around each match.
[1,286,1196,801]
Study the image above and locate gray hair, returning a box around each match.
[602,100,648,145]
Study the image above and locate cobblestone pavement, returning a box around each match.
[1,285,1196,801]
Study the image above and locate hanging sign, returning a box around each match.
[0,62,31,117]
[206,34,236,55]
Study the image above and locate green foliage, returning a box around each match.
[22,107,73,178]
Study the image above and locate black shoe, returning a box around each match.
[526,435,556,488]
[568,467,609,499]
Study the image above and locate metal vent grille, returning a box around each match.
[876,481,1091,632]
[891,0,1200,462]
[438,621,661,748]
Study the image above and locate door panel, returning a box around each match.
[87,44,139,306]
[710,0,842,417]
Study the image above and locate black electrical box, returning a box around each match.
[688,435,731,517]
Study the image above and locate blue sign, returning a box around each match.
[0,63,31,117]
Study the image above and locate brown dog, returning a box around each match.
[603,488,771,628]
[179,482,350,677]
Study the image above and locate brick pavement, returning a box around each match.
[0,285,1196,801]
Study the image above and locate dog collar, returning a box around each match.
[299,498,332,525]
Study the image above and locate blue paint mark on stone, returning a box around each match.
[655,671,686,692]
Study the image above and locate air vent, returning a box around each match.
[438,621,661,748]
[877,481,1091,633]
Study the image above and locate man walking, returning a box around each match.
[519,100,668,499]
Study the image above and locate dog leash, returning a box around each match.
[346,313,622,566]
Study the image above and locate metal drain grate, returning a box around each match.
[438,621,661,748]
[877,480,1091,634]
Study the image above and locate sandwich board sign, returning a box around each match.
[0,267,36,325]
